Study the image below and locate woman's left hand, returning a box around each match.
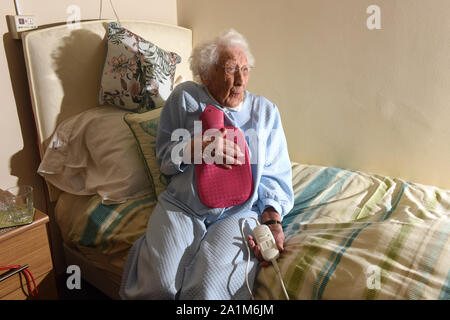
[247,208,285,267]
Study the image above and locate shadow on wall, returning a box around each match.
[40,27,104,203]
[43,26,106,277]
[50,27,105,131]
[2,30,46,213]
[3,25,104,200]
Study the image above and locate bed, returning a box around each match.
[22,20,450,300]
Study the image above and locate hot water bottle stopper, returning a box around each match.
[195,105,253,208]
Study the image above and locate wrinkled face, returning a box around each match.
[202,47,249,108]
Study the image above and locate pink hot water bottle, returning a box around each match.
[195,105,253,208]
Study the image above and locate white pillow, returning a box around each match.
[38,106,152,204]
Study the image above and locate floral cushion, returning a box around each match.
[124,108,170,198]
[99,22,181,113]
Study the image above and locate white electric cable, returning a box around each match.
[271,259,290,300]
[99,0,121,23]
[240,217,260,300]
[240,217,290,300]
[109,0,121,24]
[14,0,22,15]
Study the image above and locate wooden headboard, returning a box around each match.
[22,19,192,158]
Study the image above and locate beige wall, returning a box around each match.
[178,0,450,189]
[0,0,177,212]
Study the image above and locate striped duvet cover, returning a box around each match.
[63,163,450,300]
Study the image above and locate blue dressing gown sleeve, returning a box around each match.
[156,87,190,176]
[256,106,294,219]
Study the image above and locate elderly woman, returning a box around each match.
[120,29,293,299]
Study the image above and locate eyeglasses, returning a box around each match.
[217,64,252,76]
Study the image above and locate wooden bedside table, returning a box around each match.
[0,209,58,299]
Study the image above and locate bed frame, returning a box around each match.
[22,20,193,299]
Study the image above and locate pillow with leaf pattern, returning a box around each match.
[99,22,181,113]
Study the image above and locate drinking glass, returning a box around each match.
[2,186,34,224]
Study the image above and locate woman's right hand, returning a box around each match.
[186,128,244,169]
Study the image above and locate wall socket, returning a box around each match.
[7,15,37,39]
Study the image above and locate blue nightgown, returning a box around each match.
[119,81,294,299]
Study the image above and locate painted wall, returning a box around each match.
[0,0,178,212]
[178,0,450,189]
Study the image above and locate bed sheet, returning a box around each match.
[55,163,450,299]
[54,192,157,285]
[256,163,450,299]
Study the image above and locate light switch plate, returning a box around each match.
[7,15,37,39]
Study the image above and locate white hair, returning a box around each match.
[189,29,255,83]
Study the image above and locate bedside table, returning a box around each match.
[0,209,58,299]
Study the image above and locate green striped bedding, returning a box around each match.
[255,163,450,300]
[64,162,450,299]
[66,193,157,256]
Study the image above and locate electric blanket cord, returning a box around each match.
[240,218,289,300]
